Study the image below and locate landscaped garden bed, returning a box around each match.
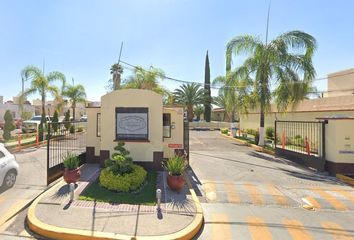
[78,171,157,205]
[78,141,157,206]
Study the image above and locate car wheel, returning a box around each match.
[3,171,16,188]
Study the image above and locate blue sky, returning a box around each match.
[0,0,354,101]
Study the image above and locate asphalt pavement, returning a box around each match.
[0,146,47,239]
[189,130,354,240]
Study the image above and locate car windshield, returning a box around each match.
[31,116,42,121]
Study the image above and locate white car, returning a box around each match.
[0,143,19,188]
[22,115,52,133]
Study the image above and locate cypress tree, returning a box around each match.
[3,110,15,141]
[64,110,71,131]
[204,51,211,122]
[52,110,59,132]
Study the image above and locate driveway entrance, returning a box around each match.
[189,130,354,239]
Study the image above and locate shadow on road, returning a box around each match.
[190,151,280,171]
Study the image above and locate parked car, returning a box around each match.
[79,115,87,122]
[0,143,19,188]
[22,115,52,133]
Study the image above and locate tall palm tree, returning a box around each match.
[63,84,86,121]
[21,65,66,121]
[213,71,252,122]
[226,31,317,146]
[173,83,205,122]
[110,63,124,90]
[53,78,67,115]
[123,66,165,94]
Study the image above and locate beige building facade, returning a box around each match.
[86,89,185,170]
[325,68,354,98]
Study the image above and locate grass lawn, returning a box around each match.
[79,171,157,206]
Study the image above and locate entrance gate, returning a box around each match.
[275,120,326,171]
[47,121,87,185]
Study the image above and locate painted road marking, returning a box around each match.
[224,182,240,203]
[303,196,321,209]
[313,189,348,211]
[204,182,217,201]
[0,199,29,227]
[283,219,313,240]
[211,214,232,240]
[334,189,354,204]
[321,222,354,240]
[247,216,272,240]
[244,183,264,205]
[267,184,288,206]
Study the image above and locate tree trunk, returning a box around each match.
[113,73,121,90]
[72,102,76,121]
[258,103,265,146]
[187,105,193,122]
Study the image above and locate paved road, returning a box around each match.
[0,146,47,239]
[189,130,354,239]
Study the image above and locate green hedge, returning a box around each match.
[221,128,229,134]
[99,164,147,192]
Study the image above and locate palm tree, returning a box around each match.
[110,63,124,90]
[63,84,86,121]
[173,83,205,122]
[213,71,252,122]
[193,105,204,121]
[226,31,316,146]
[53,78,67,115]
[123,66,165,94]
[21,65,66,121]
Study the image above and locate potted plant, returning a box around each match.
[63,153,81,184]
[163,155,187,192]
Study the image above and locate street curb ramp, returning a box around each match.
[27,175,204,240]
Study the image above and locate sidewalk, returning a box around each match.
[27,164,203,240]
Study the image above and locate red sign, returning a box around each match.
[168,143,183,149]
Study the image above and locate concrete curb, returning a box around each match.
[27,175,204,240]
[336,174,354,186]
[220,133,275,156]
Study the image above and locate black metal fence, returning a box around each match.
[47,121,87,185]
[275,120,326,171]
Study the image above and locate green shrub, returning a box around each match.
[63,152,80,170]
[77,126,84,132]
[3,110,15,141]
[99,165,147,192]
[104,142,133,175]
[64,110,71,131]
[69,125,75,133]
[221,128,229,134]
[163,155,187,175]
[254,131,260,145]
[52,110,59,132]
[99,141,147,192]
[266,127,274,139]
[246,129,258,136]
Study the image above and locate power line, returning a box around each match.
[119,59,354,94]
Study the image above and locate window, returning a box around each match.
[163,113,171,138]
[0,151,5,158]
[116,107,148,141]
[97,113,101,137]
